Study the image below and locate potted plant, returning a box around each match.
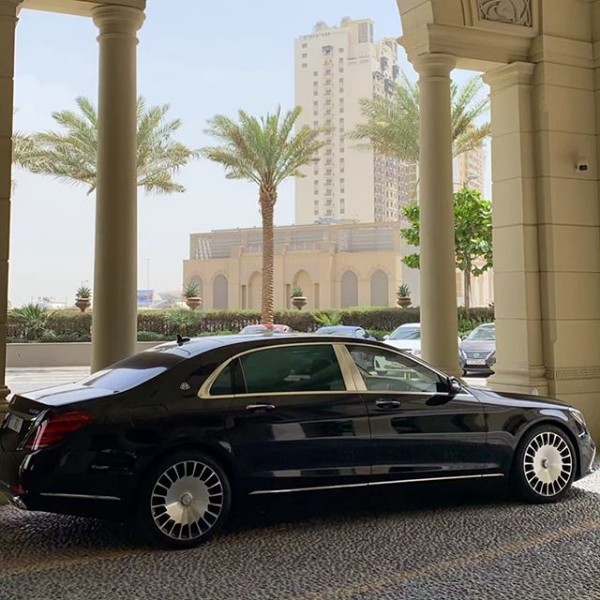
[75,284,92,313]
[397,283,412,308]
[290,285,307,310]
[183,281,202,311]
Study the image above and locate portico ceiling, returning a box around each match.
[21,0,144,17]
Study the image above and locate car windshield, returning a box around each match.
[389,326,420,340]
[79,350,186,392]
[467,326,495,341]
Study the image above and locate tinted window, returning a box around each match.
[80,351,185,392]
[239,345,345,393]
[210,363,235,396]
[347,345,441,394]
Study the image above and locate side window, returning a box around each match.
[209,362,235,396]
[347,345,442,394]
[239,345,345,394]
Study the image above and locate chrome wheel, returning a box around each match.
[150,460,224,541]
[523,431,574,497]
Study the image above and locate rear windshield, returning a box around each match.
[79,351,186,392]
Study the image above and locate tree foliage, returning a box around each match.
[348,73,490,164]
[16,96,198,195]
[202,106,324,324]
[400,188,493,310]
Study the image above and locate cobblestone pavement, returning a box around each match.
[0,470,598,600]
[2,369,598,599]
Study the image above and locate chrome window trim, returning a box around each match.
[199,341,357,399]
[249,473,504,495]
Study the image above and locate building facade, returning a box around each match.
[294,19,412,224]
[183,222,405,311]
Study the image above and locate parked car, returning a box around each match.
[383,323,422,356]
[315,325,375,340]
[239,324,292,334]
[0,335,595,549]
[459,323,496,376]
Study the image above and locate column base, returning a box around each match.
[488,366,548,397]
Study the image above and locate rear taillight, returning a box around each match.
[25,411,95,451]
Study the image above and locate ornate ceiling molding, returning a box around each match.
[478,0,532,27]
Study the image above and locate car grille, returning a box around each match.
[465,352,489,359]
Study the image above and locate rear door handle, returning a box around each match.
[375,399,402,410]
[246,403,276,412]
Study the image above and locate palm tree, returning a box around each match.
[348,73,490,164]
[202,107,324,325]
[17,96,198,195]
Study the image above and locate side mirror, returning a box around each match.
[448,376,462,397]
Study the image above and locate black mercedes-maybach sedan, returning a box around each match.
[0,335,596,549]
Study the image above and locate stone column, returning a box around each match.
[91,5,144,372]
[483,63,548,395]
[413,54,460,376]
[0,0,21,407]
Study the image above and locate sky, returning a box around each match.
[10,0,488,308]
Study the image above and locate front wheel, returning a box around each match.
[135,451,232,549]
[512,425,577,503]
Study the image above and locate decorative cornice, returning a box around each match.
[478,0,532,27]
[546,367,600,381]
[0,0,22,18]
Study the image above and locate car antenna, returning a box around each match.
[176,334,191,346]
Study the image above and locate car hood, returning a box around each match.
[460,340,495,353]
[19,382,115,407]
[466,385,569,410]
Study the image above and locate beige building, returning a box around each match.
[183,222,405,311]
[295,19,411,224]
[3,0,600,439]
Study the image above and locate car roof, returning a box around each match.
[397,322,420,328]
[146,333,386,359]
[316,325,361,330]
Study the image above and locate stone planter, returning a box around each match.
[291,296,307,310]
[75,297,91,313]
[185,297,203,311]
[397,297,412,308]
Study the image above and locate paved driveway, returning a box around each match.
[0,471,599,600]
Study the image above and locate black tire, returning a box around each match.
[135,450,232,549]
[512,424,577,504]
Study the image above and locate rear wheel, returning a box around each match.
[512,425,576,503]
[136,451,231,549]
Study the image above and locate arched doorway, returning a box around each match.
[248,271,261,311]
[370,269,389,307]
[293,269,313,309]
[212,274,228,310]
[341,270,358,308]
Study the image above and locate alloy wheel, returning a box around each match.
[523,431,574,498]
[150,460,225,541]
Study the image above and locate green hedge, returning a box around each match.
[6,307,494,343]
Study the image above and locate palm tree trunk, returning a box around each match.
[260,188,276,325]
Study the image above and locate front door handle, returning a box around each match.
[375,399,402,410]
[246,403,276,412]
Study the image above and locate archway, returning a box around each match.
[341,270,358,308]
[370,269,389,307]
[248,271,262,311]
[292,269,313,309]
[212,274,228,310]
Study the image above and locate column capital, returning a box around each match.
[0,0,22,18]
[412,53,456,78]
[92,4,144,37]
[483,62,535,92]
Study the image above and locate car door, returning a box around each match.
[343,344,487,483]
[206,342,372,494]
